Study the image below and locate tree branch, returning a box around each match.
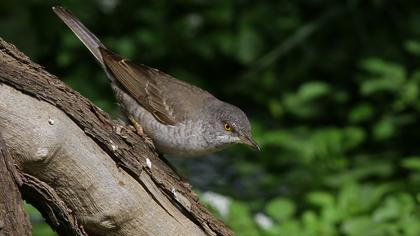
[0,38,233,236]
[0,134,31,236]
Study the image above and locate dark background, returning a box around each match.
[2,0,420,235]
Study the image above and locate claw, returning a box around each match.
[128,115,144,136]
[128,116,156,150]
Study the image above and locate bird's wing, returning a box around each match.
[100,48,212,125]
[54,6,213,125]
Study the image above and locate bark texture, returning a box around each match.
[0,38,234,236]
[0,134,32,236]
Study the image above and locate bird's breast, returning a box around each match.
[149,120,217,157]
[113,85,217,157]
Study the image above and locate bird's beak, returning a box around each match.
[240,135,261,151]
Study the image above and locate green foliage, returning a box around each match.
[2,0,420,235]
[24,203,57,236]
[228,201,260,236]
[266,198,295,222]
[206,185,420,236]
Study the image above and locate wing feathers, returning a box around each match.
[100,48,177,125]
[54,6,184,126]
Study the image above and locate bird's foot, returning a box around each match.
[128,116,156,150]
[128,115,144,136]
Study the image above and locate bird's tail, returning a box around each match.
[53,6,105,64]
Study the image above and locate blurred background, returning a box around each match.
[2,0,420,235]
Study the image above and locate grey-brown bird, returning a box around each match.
[53,6,259,157]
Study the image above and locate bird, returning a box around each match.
[53,6,260,157]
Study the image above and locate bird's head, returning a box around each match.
[205,101,260,151]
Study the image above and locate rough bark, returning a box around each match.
[0,134,32,236]
[0,38,234,236]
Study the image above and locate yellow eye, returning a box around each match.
[224,123,232,131]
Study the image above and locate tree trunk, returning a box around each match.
[0,38,234,236]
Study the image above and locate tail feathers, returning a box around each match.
[53,6,105,64]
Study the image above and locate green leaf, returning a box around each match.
[307,192,335,209]
[360,58,406,95]
[297,82,331,101]
[373,117,395,140]
[272,221,301,236]
[373,193,415,222]
[228,201,259,236]
[341,216,378,236]
[266,197,296,221]
[401,157,420,171]
[405,40,420,56]
[283,81,331,118]
[349,104,374,123]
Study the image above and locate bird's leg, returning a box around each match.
[127,117,185,180]
[128,115,155,150]
[128,115,144,136]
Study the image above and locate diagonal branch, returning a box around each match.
[0,38,233,236]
